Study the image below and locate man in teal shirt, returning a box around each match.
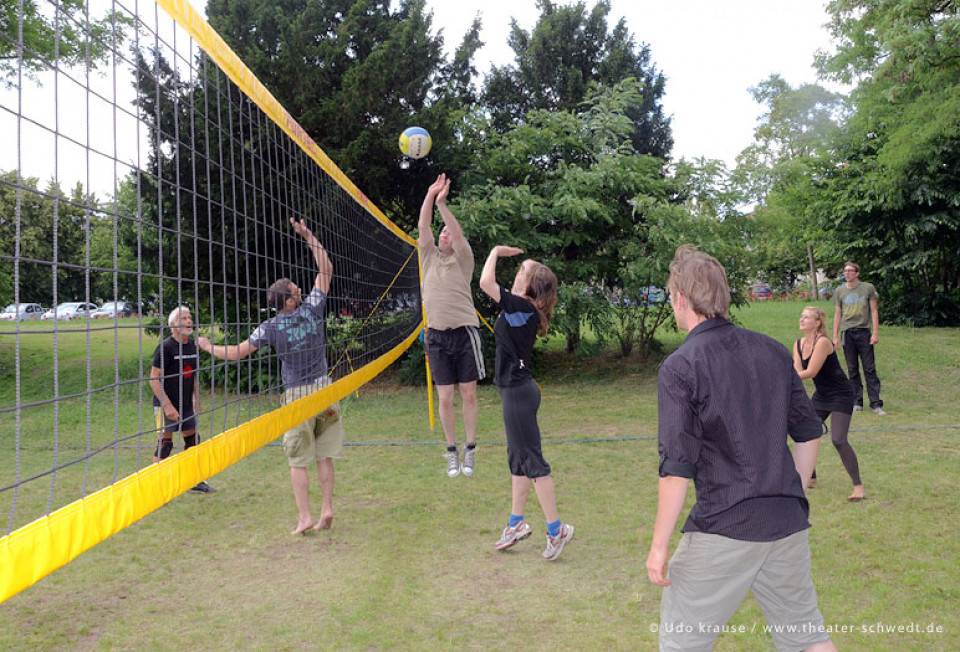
[832,262,885,414]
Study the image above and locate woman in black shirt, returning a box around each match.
[479,246,574,561]
[793,305,866,501]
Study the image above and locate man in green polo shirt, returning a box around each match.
[832,262,886,415]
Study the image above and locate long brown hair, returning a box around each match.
[522,260,558,337]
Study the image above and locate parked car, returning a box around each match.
[749,283,773,301]
[41,302,99,321]
[0,303,45,321]
[641,286,666,305]
[92,301,138,319]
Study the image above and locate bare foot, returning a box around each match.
[848,486,866,501]
[292,520,316,535]
[314,512,333,531]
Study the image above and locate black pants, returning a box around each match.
[499,379,551,479]
[842,328,883,409]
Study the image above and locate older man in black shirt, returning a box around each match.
[645,246,836,651]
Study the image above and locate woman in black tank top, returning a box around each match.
[793,306,866,501]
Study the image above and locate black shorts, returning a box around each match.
[425,326,485,386]
[154,406,197,435]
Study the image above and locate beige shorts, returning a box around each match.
[659,530,829,651]
[281,381,345,467]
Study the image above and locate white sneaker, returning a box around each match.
[494,521,532,550]
[853,405,863,412]
[445,448,460,478]
[872,407,887,415]
[462,445,476,476]
[542,523,575,561]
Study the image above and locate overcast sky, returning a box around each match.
[425,0,836,167]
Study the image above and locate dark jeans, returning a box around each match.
[842,328,883,409]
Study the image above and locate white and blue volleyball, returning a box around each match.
[399,126,432,159]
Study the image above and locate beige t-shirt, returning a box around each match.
[421,240,478,330]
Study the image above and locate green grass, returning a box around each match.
[1,302,958,649]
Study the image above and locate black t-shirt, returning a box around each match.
[493,289,540,387]
[151,336,199,411]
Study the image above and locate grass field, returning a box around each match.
[1,301,958,649]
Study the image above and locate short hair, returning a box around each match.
[267,278,295,311]
[667,245,730,319]
[523,260,558,336]
[843,261,860,272]
[802,305,828,338]
[167,306,191,326]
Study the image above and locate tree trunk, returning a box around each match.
[808,244,819,300]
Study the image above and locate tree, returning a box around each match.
[0,171,92,306]
[455,81,717,356]
[729,76,847,291]
[482,0,672,159]
[804,0,960,325]
[0,0,130,86]
[206,0,482,229]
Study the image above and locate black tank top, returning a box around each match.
[797,336,855,413]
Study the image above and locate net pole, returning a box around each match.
[416,249,434,431]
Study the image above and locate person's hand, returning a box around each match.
[436,177,451,205]
[646,545,672,586]
[870,332,878,345]
[427,173,446,199]
[197,336,212,353]
[833,336,840,349]
[494,245,524,257]
[163,403,179,422]
[290,217,314,241]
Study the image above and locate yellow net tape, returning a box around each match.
[0,0,422,604]
[0,324,422,603]
[154,0,414,246]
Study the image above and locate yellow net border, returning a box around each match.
[0,0,422,603]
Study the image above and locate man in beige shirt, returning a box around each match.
[419,174,484,478]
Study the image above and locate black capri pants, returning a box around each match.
[499,378,552,479]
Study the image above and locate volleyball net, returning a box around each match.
[0,0,422,602]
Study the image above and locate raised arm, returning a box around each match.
[290,218,332,294]
[435,178,467,251]
[197,337,257,362]
[479,245,524,304]
[418,174,448,249]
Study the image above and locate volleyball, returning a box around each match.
[399,126,432,159]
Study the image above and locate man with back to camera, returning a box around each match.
[419,173,484,478]
[646,245,836,651]
[149,306,216,493]
[198,218,343,534]
[833,261,885,415]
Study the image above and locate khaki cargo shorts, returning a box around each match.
[281,380,345,467]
